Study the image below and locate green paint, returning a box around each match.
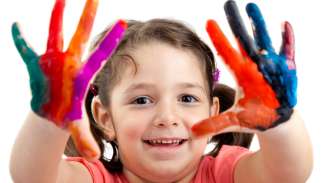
[12,23,48,112]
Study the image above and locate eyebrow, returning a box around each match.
[123,82,207,94]
[176,83,207,94]
[123,83,156,94]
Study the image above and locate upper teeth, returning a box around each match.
[147,139,182,144]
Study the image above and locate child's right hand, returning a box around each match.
[12,0,126,159]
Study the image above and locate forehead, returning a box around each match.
[127,41,205,82]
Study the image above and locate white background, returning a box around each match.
[0,0,324,182]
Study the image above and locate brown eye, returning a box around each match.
[132,96,152,105]
[180,95,198,103]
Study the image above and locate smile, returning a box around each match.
[143,139,187,146]
[142,137,190,159]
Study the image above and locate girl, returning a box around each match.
[10,0,313,182]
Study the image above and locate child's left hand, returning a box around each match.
[192,0,297,137]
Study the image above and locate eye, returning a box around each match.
[131,96,153,105]
[179,94,198,103]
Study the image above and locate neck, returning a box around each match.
[122,164,198,183]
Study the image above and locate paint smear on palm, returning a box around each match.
[192,20,279,137]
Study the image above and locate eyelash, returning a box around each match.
[131,96,153,105]
[179,94,199,103]
[130,94,199,105]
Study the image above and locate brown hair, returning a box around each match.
[64,19,253,172]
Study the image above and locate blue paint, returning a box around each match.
[223,1,297,122]
[246,3,275,54]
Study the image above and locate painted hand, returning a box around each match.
[192,0,297,137]
[12,0,127,159]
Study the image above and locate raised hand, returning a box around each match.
[12,0,127,158]
[192,0,297,137]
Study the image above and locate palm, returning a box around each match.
[192,1,297,137]
[12,0,126,159]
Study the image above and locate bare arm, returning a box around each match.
[235,110,313,183]
[194,1,313,182]
[9,0,123,182]
[10,112,92,183]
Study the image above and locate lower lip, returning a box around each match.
[142,141,187,159]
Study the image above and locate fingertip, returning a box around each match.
[283,21,294,44]
[82,146,101,162]
[246,3,263,22]
[11,22,20,35]
[246,2,259,14]
[224,0,236,10]
[12,22,18,29]
[91,0,99,6]
[68,121,101,161]
[206,19,214,25]
[191,119,216,138]
[118,19,128,29]
[224,0,241,21]
[206,19,213,28]
[284,21,294,38]
[206,20,221,42]
[206,19,217,32]
[280,21,295,60]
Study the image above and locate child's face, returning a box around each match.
[106,41,216,182]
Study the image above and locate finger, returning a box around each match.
[224,0,258,59]
[207,20,280,110]
[11,23,38,63]
[68,120,100,161]
[66,0,99,61]
[279,21,297,108]
[59,0,99,124]
[58,0,100,122]
[246,3,275,53]
[285,75,297,108]
[68,20,127,110]
[12,23,48,113]
[46,0,65,53]
[191,112,241,137]
[206,19,243,75]
[280,21,295,63]
[192,98,280,137]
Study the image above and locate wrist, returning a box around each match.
[29,110,71,136]
[256,109,297,137]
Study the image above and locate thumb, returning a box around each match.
[67,119,100,161]
[192,99,280,138]
[191,111,241,138]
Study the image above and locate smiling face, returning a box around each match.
[95,41,217,182]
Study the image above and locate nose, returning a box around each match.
[153,100,179,128]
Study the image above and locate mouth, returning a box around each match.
[142,138,188,147]
[142,137,189,159]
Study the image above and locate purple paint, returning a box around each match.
[65,20,126,121]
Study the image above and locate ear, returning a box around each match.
[91,96,116,140]
[210,97,220,116]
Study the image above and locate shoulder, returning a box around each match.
[63,156,126,183]
[192,145,252,183]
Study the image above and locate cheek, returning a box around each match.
[185,106,211,126]
[115,118,146,141]
[126,124,144,140]
[111,106,150,141]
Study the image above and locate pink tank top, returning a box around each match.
[66,145,251,183]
